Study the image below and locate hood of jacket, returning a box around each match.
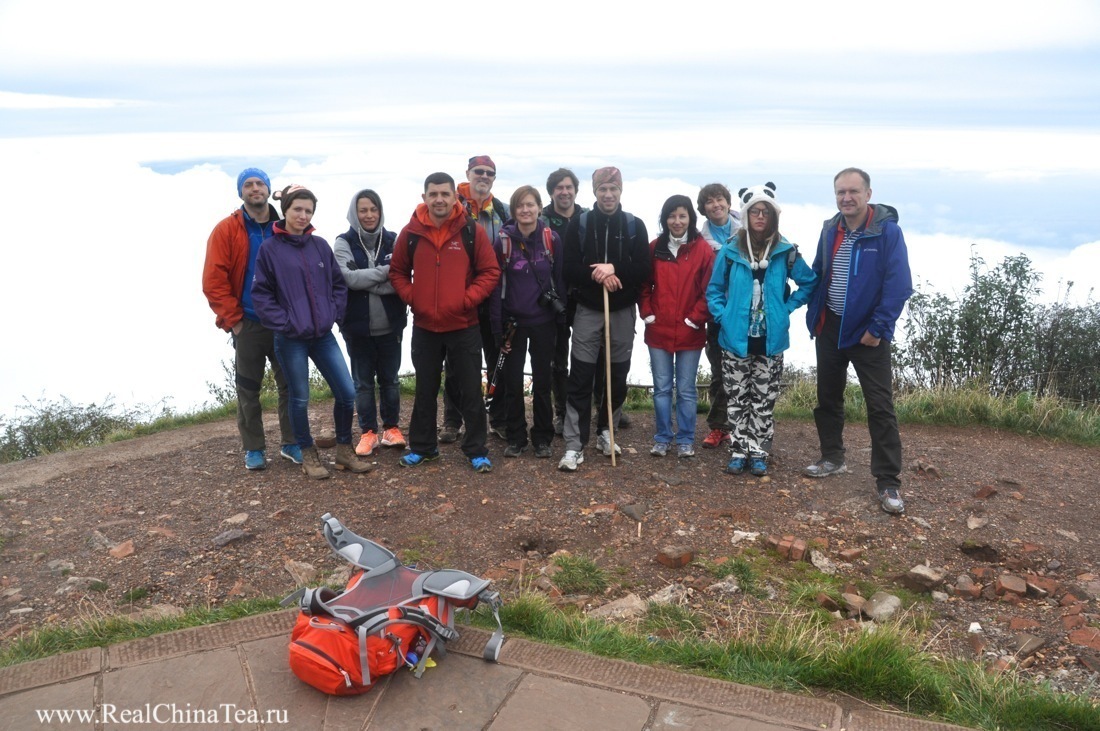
[822,204,899,236]
[344,189,386,246]
[272,220,317,243]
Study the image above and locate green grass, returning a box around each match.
[120,587,149,603]
[0,598,281,668]
[483,593,1100,731]
[551,555,609,595]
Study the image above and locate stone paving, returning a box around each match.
[0,609,974,730]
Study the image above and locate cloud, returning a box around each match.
[0,91,139,109]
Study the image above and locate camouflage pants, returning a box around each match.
[722,352,783,458]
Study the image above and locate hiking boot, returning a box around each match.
[301,447,330,480]
[804,458,848,478]
[400,451,439,468]
[702,428,730,449]
[355,430,379,457]
[678,444,695,459]
[503,443,527,458]
[878,487,905,515]
[596,430,621,457]
[335,443,373,473]
[245,450,267,471]
[533,443,552,459]
[380,427,406,448]
[553,416,564,436]
[650,442,669,457]
[726,456,746,475]
[279,444,302,465]
[749,456,768,476]
[489,424,508,441]
[558,449,584,471]
[438,425,460,444]
[471,456,493,473]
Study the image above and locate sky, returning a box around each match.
[1,0,1098,422]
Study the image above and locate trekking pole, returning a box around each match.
[602,288,616,467]
[486,318,517,410]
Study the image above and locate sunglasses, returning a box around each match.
[471,168,496,177]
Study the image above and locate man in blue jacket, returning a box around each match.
[804,168,913,515]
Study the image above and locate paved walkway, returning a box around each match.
[0,610,972,731]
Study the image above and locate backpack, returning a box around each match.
[283,513,504,696]
[497,226,556,300]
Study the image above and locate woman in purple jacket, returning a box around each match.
[489,185,566,459]
[251,185,371,479]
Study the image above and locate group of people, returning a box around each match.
[202,160,913,515]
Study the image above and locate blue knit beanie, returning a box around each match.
[236,168,271,197]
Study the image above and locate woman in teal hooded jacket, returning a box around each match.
[706,183,818,477]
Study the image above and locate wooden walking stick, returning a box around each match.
[603,287,616,467]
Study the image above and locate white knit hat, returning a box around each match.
[737,182,781,270]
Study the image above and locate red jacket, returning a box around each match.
[203,208,260,331]
[639,234,714,352]
[389,203,500,333]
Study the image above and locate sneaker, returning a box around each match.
[558,449,584,471]
[438,425,460,444]
[279,444,302,465]
[533,443,552,459]
[503,443,527,458]
[471,456,493,473]
[300,446,330,480]
[553,416,564,436]
[878,487,906,515]
[749,456,768,476]
[726,456,746,475]
[596,430,621,457]
[355,430,379,457]
[701,429,730,449]
[678,444,695,459]
[489,424,508,441]
[650,442,670,457]
[335,443,373,473]
[400,451,439,468]
[380,427,406,448]
[244,450,267,471]
[804,458,848,478]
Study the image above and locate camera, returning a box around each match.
[538,288,566,316]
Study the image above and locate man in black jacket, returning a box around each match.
[558,167,650,471]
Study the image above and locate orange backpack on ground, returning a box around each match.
[283,513,504,696]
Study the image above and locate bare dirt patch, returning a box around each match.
[2,404,1098,697]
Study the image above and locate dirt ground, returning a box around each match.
[2,403,1098,699]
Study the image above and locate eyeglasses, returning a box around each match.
[748,208,772,218]
[471,168,496,178]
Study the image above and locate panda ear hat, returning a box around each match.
[738,182,782,270]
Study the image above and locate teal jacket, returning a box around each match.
[706,236,818,358]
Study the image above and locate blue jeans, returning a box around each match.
[273,331,355,449]
[648,346,702,445]
[343,331,402,433]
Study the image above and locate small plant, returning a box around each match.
[551,555,608,595]
[642,603,706,635]
[121,587,149,603]
[88,581,109,593]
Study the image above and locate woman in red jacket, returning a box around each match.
[639,195,715,458]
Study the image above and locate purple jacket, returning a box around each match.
[489,220,565,335]
[251,222,347,340]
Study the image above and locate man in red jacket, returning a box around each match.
[202,168,297,471]
[389,173,501,472]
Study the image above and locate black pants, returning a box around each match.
[443,309,506,430]
[704,321,730,430]
[813,309,902,489]
[410,325,488,458]
[551,320,570,424]
[504,320,556,448]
